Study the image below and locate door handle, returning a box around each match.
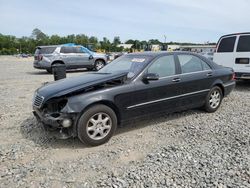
[207,72,213,77]
[172,78,181,82]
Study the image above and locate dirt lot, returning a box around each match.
[0,56,250,187]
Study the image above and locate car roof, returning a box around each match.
[36,44,89,49]
[36,45,61,48]
[219,32,250,39]
[126,51,201,57]
[125,51,220,69]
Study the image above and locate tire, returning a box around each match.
[94,60,105,71]
[204,86,223,113]
[77,104,117,146]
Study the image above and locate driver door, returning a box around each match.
[74,47,92,68]
[126,55,181,117]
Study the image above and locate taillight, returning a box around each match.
[38,54,43,61]
[232,72,236,80]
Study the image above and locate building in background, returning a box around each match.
[179,45,216,53]
[117,44,133,49]
[167,45,180,51]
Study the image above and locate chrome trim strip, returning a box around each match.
[134,70,212,82]
[223,82,235,87]
[127,89,210,109]
[158,70,211,80]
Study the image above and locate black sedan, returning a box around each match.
[32,52,235,146]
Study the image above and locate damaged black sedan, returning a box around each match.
[33,52,235,146]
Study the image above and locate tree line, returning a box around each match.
[0,28,210,55]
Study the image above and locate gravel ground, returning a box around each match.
[0,56,250,187]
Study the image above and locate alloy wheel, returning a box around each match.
[209,90,221,109]
[86,112,112,140]
[95,61,104,70]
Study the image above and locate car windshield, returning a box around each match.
[98,55,150,78]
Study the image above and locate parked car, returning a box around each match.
[200,52,214,61]
[33,44,108,73]
[32,52,235,146]
[214,32,250,80]
[20,53,30,58]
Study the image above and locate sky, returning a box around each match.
[0,0,250,43]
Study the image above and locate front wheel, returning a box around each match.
[94,60,105,71]
[77,105,117,146]
[204,86,223,113]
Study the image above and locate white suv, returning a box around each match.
[213,33,250,80]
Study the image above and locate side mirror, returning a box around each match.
[89,55,94,60]
[143,73,159,81]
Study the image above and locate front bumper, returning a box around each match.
[33,107,75,129]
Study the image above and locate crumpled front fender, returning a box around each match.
[61,93,105,114]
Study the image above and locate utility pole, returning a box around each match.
[163,35,167,51]
[164,35,167,44]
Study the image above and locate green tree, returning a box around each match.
[31,28,47,41]
[125,39,134,44]
[113,36,121,46]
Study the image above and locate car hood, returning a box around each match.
[36,72,127,102]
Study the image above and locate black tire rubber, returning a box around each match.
[94,60,105,71]
[77,104,117,146]
[204,86,223,113]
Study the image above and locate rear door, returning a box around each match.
[176,54,213,109]
[234,34,250,76]
[213,36,237,68]
[60,47,77,68]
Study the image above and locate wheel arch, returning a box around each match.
[51,60,65,66]
[95,58,106,65]
[211,80,225,96]
[75,100,121,129]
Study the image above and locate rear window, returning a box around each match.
[237,35,250,52]
[35,47,56,54]
[217,36,236,52]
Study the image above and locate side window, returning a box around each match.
[201,61,211,70]
[217,36,236,52]
[237,35,250,52]
[178,55,203,73]
[148,55,175,77]
[60,47,74,53]
[74,47,84,53]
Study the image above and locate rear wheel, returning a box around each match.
[94,60,105,71]
[77,105,117,146]
[204,86,223,113]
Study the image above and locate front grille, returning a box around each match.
[33,93,44,108]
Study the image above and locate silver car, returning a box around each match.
[34,45,107,73]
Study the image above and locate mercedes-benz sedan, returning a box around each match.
[32,52,235,146]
